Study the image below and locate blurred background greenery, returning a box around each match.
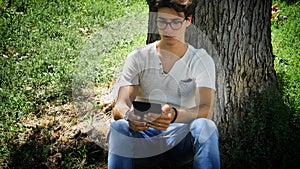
[0,0,299,168]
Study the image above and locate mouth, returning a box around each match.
[163,35,175,39]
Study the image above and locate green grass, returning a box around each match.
[0,0,299,168]
[272,0,300,126]
[0,0,147,114]
[0,0,148,167]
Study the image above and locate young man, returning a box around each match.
[108,0,220,168]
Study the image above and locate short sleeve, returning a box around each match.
[118,50,141,87]
[194,49,216,90]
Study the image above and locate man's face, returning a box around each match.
[157,7,188,46]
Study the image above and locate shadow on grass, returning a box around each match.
[7,127,108,169]
[6,126,193,169]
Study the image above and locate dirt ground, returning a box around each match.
[4,84,192,169]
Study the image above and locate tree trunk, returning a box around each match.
[146,0,279,167]
[190,0,277,132]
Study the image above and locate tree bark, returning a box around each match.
[190,0,277,134]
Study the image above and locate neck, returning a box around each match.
[157,40,188,58]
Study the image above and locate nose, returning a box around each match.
[164,23,173,32]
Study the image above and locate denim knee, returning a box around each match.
[110,119,130,136]
[189,118,218,144]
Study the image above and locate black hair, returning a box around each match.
[147,0,196,19]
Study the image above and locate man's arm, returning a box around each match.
[112,85,139,120]
[172,87,215,123]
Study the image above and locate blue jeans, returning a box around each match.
[107,118,220,169]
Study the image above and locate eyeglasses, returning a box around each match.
[157,20,185,30]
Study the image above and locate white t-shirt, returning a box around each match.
[115,41,215,109]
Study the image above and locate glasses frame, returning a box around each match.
[157,19,185,30]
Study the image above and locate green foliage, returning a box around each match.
[0,0,146,115]
[272,1,300,127]
[276,0,299,4]
[0,0,147,167]
[1,0,299,168]
[220,88,300,169]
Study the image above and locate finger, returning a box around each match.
[154,115,172,123]
[148,120,169,128]
[153,116,172,126]
[162,104,171,113]
[144,113,161,122]
[129,120,148,131]
[127,111,141,121]
[147,122,168,131]
[133,123,149,131]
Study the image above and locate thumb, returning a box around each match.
[162,104,171,114]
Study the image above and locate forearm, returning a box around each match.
[112,85,138,120]
[171,87,215,123]
[173,104,213,123]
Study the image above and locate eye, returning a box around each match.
[172,20,182,25]
[157,20,166,27]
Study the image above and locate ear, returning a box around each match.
[186,15,192,27]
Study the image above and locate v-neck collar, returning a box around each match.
[153,41,190,76]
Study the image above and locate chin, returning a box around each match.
[162,38,180,46]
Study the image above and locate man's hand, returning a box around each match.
[126,110,149,131]
[125,104,176,131]
[144,104,175,130]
